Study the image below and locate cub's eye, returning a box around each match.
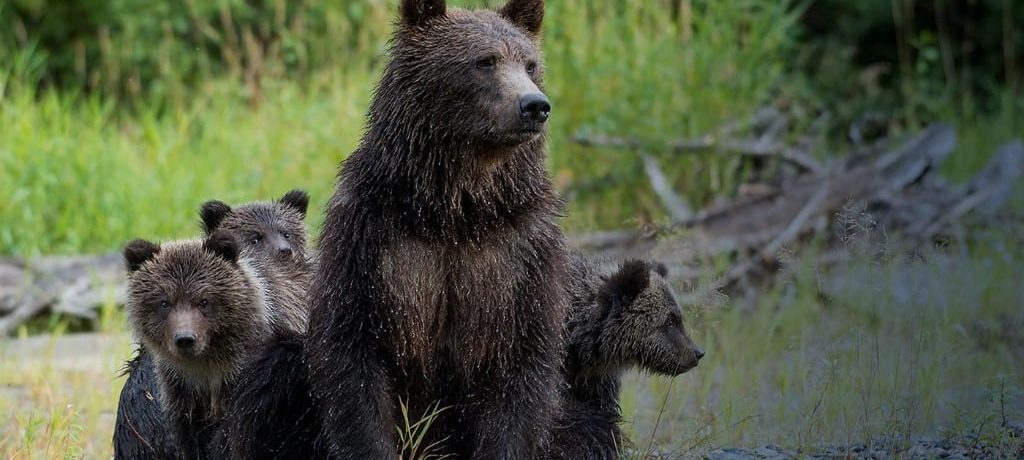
[250,235,262,245]
[282,232,291,240]
[199,299,209,310]
[526,61,538,74]
[159,300,171,310]
[665,311,683,328]
[475,56,497,70]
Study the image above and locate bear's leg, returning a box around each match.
[113,350,175,460]
[309,329,397,459]
[545,405,622,460]
[468,341,562,459]
[160,379,210,459]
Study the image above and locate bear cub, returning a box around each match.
[113,191,313,459]
[200,188,312,334]
[121,232,270,459]
[547,254,705,459]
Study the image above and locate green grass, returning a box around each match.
[618,230,1024,455]
[0,0,802,257]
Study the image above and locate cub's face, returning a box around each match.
[389,0,550,149]
[628,273,704,375]
[598,260,704,376]
[200,189,309,265]
[123,233,263,370]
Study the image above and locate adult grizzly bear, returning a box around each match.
[306,0,566,458]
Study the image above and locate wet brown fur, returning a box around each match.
[123,232,269,458]
[115,191,313,459]
[544,254,704,459]
[305,1,566,458]
[199,189,312,334]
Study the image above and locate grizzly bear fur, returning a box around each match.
[114,193,313,458]
[544,255,705,459]
[112,348,175,459]
[305,0,567,457]
[200,188,312,334]
[209,331,324,459]
[121,232,270,459]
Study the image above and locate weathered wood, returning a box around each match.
[572,133,827,174]
[572,108,827,174]
[571,123,1020,296]
[573,124,958,258]
[0,253,124,335]
[642,154,694,221]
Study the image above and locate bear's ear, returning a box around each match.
[653,261,669,278]
[401,0,446,28]
[500,0,544,36]
[200,200,232,234]
[597,259,651,313]
[124,239,161,272]
[279,189,309,217]
[204,230,240,264]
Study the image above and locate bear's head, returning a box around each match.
[123,231,267,375]
[381,0,550,152]
[199,189,309,265]
[595,260,704,376]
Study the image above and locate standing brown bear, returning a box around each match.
[306,0,566,458]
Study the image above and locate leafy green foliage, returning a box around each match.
[0,0,809,255]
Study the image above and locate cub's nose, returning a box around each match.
[278,246,293,257]
[520,93,551,123]
[174,332,197,350]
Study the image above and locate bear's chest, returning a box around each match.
[380,230,530,369]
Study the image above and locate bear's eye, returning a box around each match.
[282,232,291,240]
[199,299,209,310]
[250,234,262,245]
[475,56,497,70]
[526,61,538,74]
[159,300,171,310]
[665,310,683,328]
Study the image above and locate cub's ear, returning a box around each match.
[204,230,240,264]
[124,239,161,272]
[401,0,446,27]
[597,259,651,312]
[653,261,669,278]
[279,189,309,217]
[500,0,544,36]
[200,200,232,234]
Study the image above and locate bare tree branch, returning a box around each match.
[642,154,694,221]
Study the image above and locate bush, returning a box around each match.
[0,0,393,102]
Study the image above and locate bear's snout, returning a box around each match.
[519,93,551,124]
[174,331,197,350]
[167,308,205,357]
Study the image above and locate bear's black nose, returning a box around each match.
[278,246,292,257]
[174,332,197,349]
[694,348,705,361]
[520,93,551,123]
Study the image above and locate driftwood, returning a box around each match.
[0,253,124,335]
[572,118,1023,296]
[1,118,1021,333]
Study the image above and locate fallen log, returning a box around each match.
[0,253,124,335]
[570,122,1020,297]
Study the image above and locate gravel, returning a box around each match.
[703,430,1024,460]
